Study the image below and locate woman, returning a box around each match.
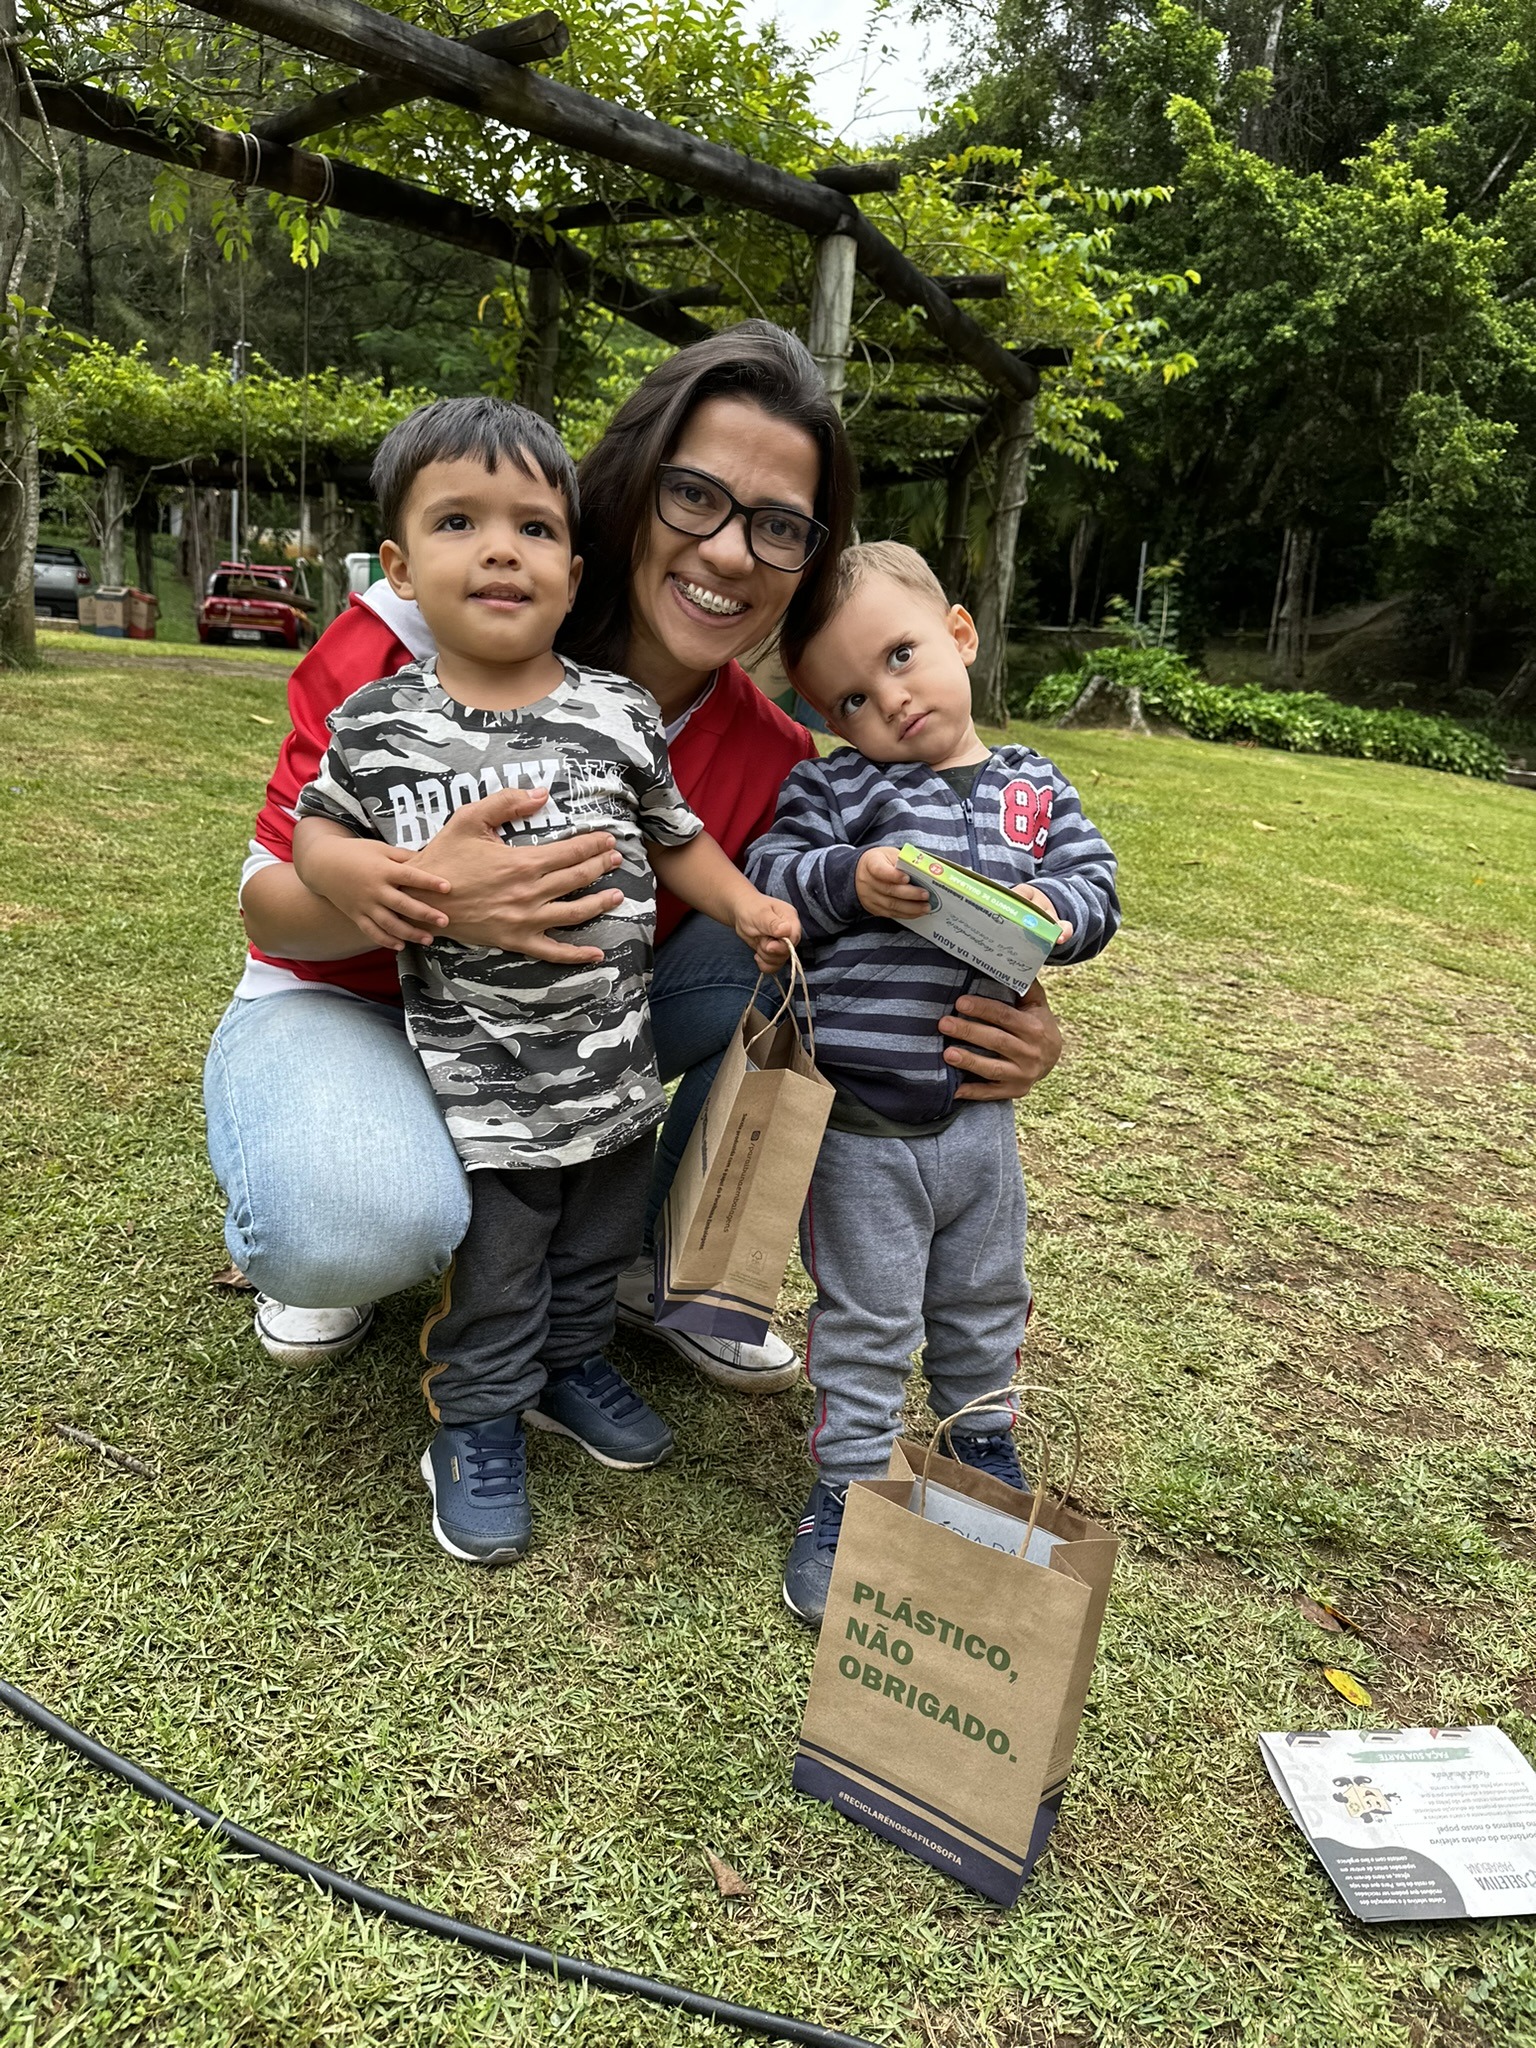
[206,321,1063,1391]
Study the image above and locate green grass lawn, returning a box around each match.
[3,649,1535,2048]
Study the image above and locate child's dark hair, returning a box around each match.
[371,396,580,543]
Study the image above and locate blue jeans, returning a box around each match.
[204,987,472,1307]
[202,917,764,1308]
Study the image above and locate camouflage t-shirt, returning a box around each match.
[296,655,703,1171]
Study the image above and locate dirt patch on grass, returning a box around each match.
[0,900,62,931]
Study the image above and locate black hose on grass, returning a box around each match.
[0,1679,877,2048]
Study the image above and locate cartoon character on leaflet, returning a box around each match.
[1333,1775,1401,1824]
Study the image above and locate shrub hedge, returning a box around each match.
[1018,647,1508,781]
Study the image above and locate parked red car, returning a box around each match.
[197,561,316,650]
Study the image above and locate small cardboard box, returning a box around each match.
[127,589,159,639]
[77,591,97,631]
[92,585,130,637]
[896,844,1060,993]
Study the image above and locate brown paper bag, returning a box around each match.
[793,1401,1118,1903]
[656,949,832,1348]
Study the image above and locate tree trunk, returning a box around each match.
[182,484,220,603]
[970,396,1036,726]
[1447,603,1475,693]
[516,266,561,423]
[319,479,344,625]
[99,463,127,584]
[133,488,157,593]
[807,230,857,415]
[1242,1,1287,153]
[1272,523,1314,682]
[1266,528,1291,657]
[1067,511,1096,624]
[1493,649,1536,717]
[938,444,978,604]
[75,133,95,332]
[0,2,37,665]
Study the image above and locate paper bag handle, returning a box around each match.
[919,1384,1083,1560]
[742,940,818,1065]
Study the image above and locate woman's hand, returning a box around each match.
[404,785,626,965]
[940,977,1064,1101]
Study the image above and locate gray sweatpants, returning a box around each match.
[799,1099,1030,1487]
[419,1134,652,1427]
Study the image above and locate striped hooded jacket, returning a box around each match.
[745,744,1119,1125]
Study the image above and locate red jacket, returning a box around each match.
[246,599,816,1003]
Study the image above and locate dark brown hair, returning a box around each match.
[371,395,579,543]
[558,320,858,674]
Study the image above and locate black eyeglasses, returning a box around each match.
[654,465,827,572]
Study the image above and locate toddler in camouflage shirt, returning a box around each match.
[294,397,798,1565]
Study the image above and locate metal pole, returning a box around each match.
[1132,539,1149,627]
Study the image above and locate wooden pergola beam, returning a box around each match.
[543,170,900,232]
[255,12,570,146]
[42,446,377,498]
[813,162,902,195]
[546,195,703,230]
[933,273,1006,300]
[871,394,990,416]
[33,79,713,350]
[189,0,1041,402]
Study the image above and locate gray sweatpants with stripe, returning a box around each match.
[799,1099,1030,1487]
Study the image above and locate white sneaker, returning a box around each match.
[614,1259,801,1394]
[253,1295,376,1364]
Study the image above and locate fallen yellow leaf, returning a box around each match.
[249,714,275,725]
[1322,1666,1372,1708]
[1251,820,1277,832]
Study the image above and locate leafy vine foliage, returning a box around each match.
[15,0,1193,484]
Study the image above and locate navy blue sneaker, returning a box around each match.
[949,1429,1027,1490]
[420,1413,531,1564]
[782,1481,847,1629]
[524,1355,673,1470]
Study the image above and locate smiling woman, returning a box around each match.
[204,322,1066,1502]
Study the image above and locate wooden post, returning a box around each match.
[970,397,1036,727]
[0,0,37,665]
[807,230,857,412]
[517,267,561,423]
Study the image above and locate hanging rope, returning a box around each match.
[296,215,312,596]
[230,134,260,566]
[294,161,334,603]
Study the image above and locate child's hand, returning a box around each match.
[1013,883,1074,946]
[296,821,453,952]
[856,847,932,920]
[735,891,802,972]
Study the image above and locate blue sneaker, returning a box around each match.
[420,1413,531,1565]
[949,1429,1027,1490]
[524,1355,673,1470]
[782,1481,846,1629]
